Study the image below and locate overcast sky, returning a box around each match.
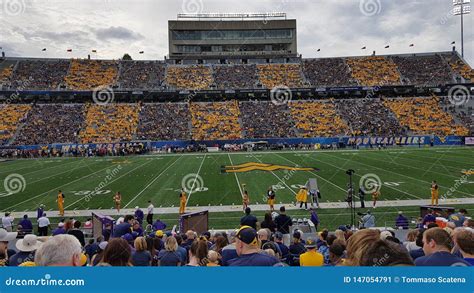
[0,0,472,64]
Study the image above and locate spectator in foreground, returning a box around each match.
[260,213,276,232]
[221,230,238,266]
[37,213,50,236]
[228,226,278,266]
[132,237,151,266]
[395,211,409,229]
[18,215,33,234]
[67,220,85,247]
[449,209,468,227]
[453,228,474,265]
[35,234,82,266]
[158,236,181,266]
[152,218,167,231]
[275,206,292,246]
[112,215,134,238]
[186,237,209,266]
[464,219,474,229]
[299,237,324,266]
[100,238,132,266]
[9,234,42,266]
[415,227,470,266]
[134,206,144,225]
[360,239,414,266]
[240,207,258,230]
[0,228,18,266]
[52,222,66,236]
[328,239,346,266]
[361,211,375,228]
[345,229,381,266]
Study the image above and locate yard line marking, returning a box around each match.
[186,154,207,205]
[2,163,114,212]
[64,159,155,210]
[323,152,474,198]
[274,153,346,193]
[250,153,297,195]
[228,153,244,199]
[123,156,183,208]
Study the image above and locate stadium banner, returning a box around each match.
[0,267,472,293]
[6,135,466,151]
[465,137,474,145]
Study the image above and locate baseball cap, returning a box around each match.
[305,237,317,248]
[122,233,133,242]
[155,230,164,237]
[236,226,258,245]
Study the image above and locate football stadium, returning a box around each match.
[0,0,473,275]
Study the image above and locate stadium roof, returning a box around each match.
[176,12,287,20]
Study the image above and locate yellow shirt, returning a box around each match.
[299,250,324,266]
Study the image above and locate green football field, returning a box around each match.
[1,147,473,215]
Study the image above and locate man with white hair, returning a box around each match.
[34,234,82,266]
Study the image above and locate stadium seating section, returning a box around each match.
[64,59,119,90]
[303,58,357,87]
[0,65,14,88]
[346,56,402,86]
[137,103,191,141]
[190,101,242,140]
[442,53,474,82]
[213,65,257,89]
[335,98,406,136]
[80,104,140,143]
[118,61,166,89]
[166,65,213,90]
[11,60,69,90]
[240,101,296,138]
[289,100,349,137]
[392,55,453,86]
[383,97,469,136]
[13,104,84,145]
[257,64,306,89]
[0,104,31,144]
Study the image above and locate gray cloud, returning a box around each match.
[94,26,144,41]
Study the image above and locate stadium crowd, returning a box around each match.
[137,103,192,141]
[290,100,349,137]
[118,61,166,89]
[346,56,402,86]
[166,65,213,90]
[442,53,474,82]
[213,65,257,89]
[0,207,472,267]
[190,101,242,140]
[392,55,454,86]
[384,97,469,136]
[335,98,406,136]
[240,101,297,138]
[64,59,119,90]
[303,58,357,87]
[0,104,31,145]
[257,64,306,89]
[11,60,70,90]
[14,104,84,145]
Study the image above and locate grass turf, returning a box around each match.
[1,147,473,217]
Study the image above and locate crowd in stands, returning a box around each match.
[257,64,306,89]
[190,101,242,140]
[80,104,140,143]
[137,103,191,141]
[213,65,257,89]
[439,97,474,135]
[240,101,296,138]
[392,55,453,86]
[0,65,14,88]
[303,58,357,87]
[118,61,166,89]
[13,104,84,145]
[346,56,402,86]
[290,100,349,137]
[442,53,474,82]
[11,60,70,90]
[64,59,119,90]
[335,98,406,136]
[0,206,472,267]
[384,97,469,136]
[166,65,213,90]
[0,104,31,145]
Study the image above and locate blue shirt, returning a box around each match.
[176,246,187,264]
[52,227,66,236]
[228,252,279,266]
[362,214,375,228]
[240,214,258,230]
[134,209,144,224]
[8,251,35,266]
[18,219,33,232]
[132,251,151,266]
[415,251,471,266]
[422,214,436,226]
[448,213,466,227]
[221,245,238,266]
[152,220,167,231]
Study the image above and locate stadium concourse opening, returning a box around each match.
[0,8,473,271]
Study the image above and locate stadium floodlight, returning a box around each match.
[177,12,287,20]
[453,0,470,57]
